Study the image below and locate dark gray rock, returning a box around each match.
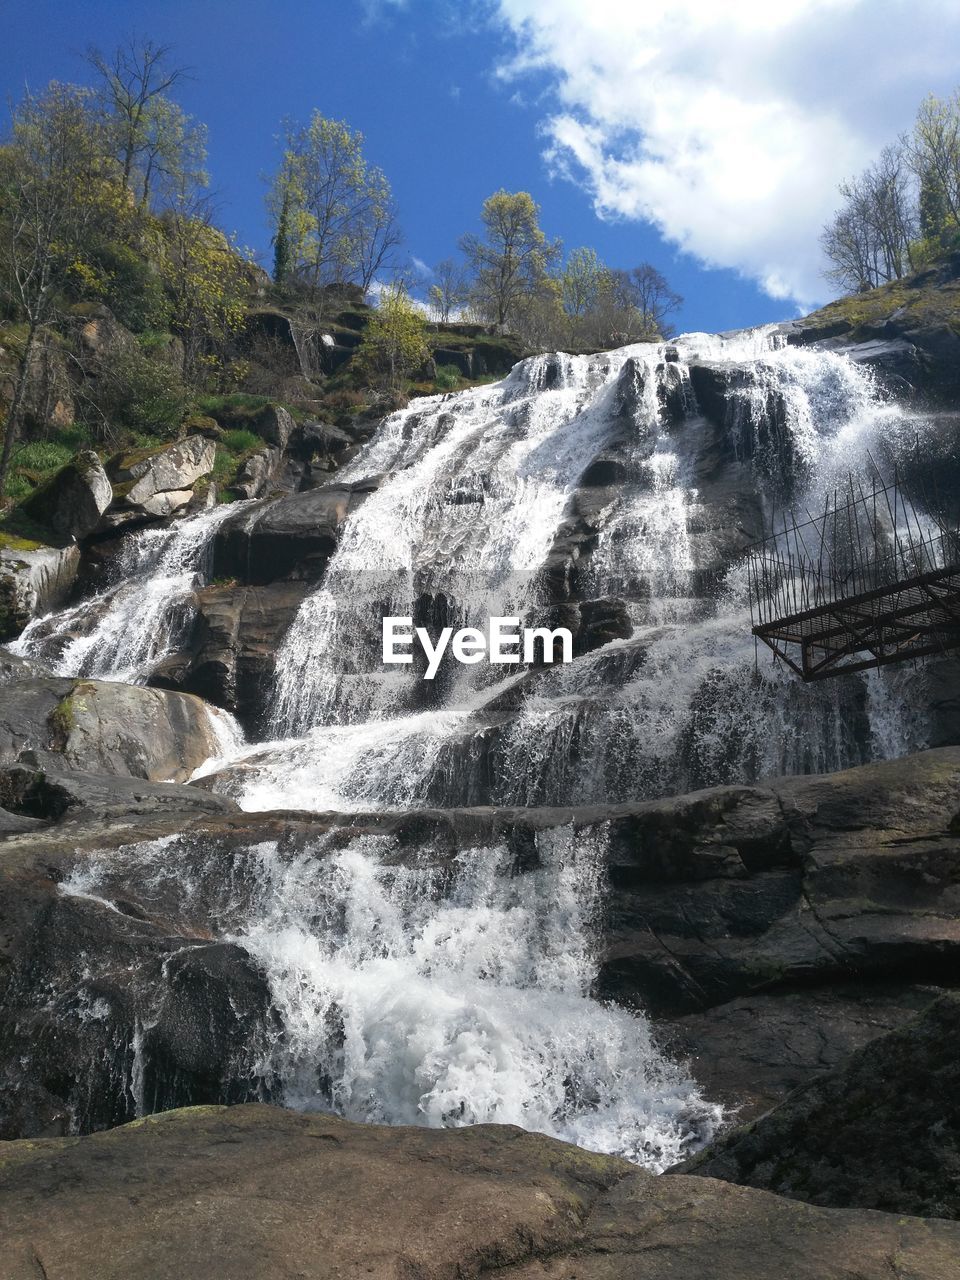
[148,580,310,722]
[0,543,80,641]
[680,995,960,1219]
[0,677,225,781]
[212,483,371,583]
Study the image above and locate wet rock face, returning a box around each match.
[681,995,960,1220]
[0,865,273,1138]
[148,580,311,724]
[0,678,224,781]
[211,483,370,583]
[0,543,80,641]
[597,748,960,1018]
[2,1105,960,1280]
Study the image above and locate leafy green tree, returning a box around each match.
[561,247,606,320]
[266,113,401,305]
[0,83,120,496]
[272,187,292,286]
[460,190,561,329]
[357,286,428,395]
[157,184,250,384]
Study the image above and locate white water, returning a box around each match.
[11,503,239,684]
[61,822,721,1168]
[216,330,931,813]
[28,325,949,1166]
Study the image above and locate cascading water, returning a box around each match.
[24,326,945,1166]
[216,328,933,813]
[11,502,241,684]
[59,821,722,1168]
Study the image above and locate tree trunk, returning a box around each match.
[0,320,39,502]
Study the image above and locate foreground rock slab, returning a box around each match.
[1,1105,958,1280]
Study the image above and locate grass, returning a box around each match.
[221,428,260,454]
[802,254,960,340]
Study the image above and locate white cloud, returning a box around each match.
[490,0,960,306]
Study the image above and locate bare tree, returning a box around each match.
[822,145,917,292]
[428,258,469,324]
[86,35,190,196]
[627,264,683,338]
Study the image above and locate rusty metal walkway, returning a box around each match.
[747,470,960,681]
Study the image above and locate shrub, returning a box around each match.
[195,393,273,429]
[89,347,189,437]
[434,364,461,391]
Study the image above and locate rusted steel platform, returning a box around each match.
[748,471,960,681]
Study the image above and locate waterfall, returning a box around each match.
[58,822,722,1168]
[11,503,241,684]
[222,328,929,814]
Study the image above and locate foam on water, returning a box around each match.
[60,824,722,1168]
[11,502,240,683]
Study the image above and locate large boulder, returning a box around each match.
[20,450,113,541]
[597,748,960,1017]
[105,435,216,525]
[148,580,310,722]
[0,540,80,641]
[212,482,372,583]
[0,677,226,781]
[681,995,960,1219]
[1,1105,959,1279]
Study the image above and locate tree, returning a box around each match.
[272,186,292,286]
[460,190,561,329]
[356,286,428,395]
[822,147,916,292]
[621,264,684,338]
[0,83,119,496]
[157,183,249,383]
[428,258,469,324]
[86,36,190,196]
[266,113,401,305]
[561,246,606,320]
[907,93,960,230]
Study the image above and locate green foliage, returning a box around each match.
[89,345,189,435]
[65,235,169,332]
[195,392,273,428]
[10,439,74,472]
[221,427,259,454]
[356,287,429,394]
[272,188,292,286]
[433,364,461,391]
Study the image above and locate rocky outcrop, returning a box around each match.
[212,481,373,583]
[789,250,960,400]
[597,748,960,1017]
[0,541,80,641]
[0,677,226,781]
[681,995,960,1219]
[1,1105,959,1280]
[230,444,283,499]
[148,580,310,721]
[20,450,113,541]
[105,435,217,526]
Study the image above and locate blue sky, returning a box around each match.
[4,1,960,334]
